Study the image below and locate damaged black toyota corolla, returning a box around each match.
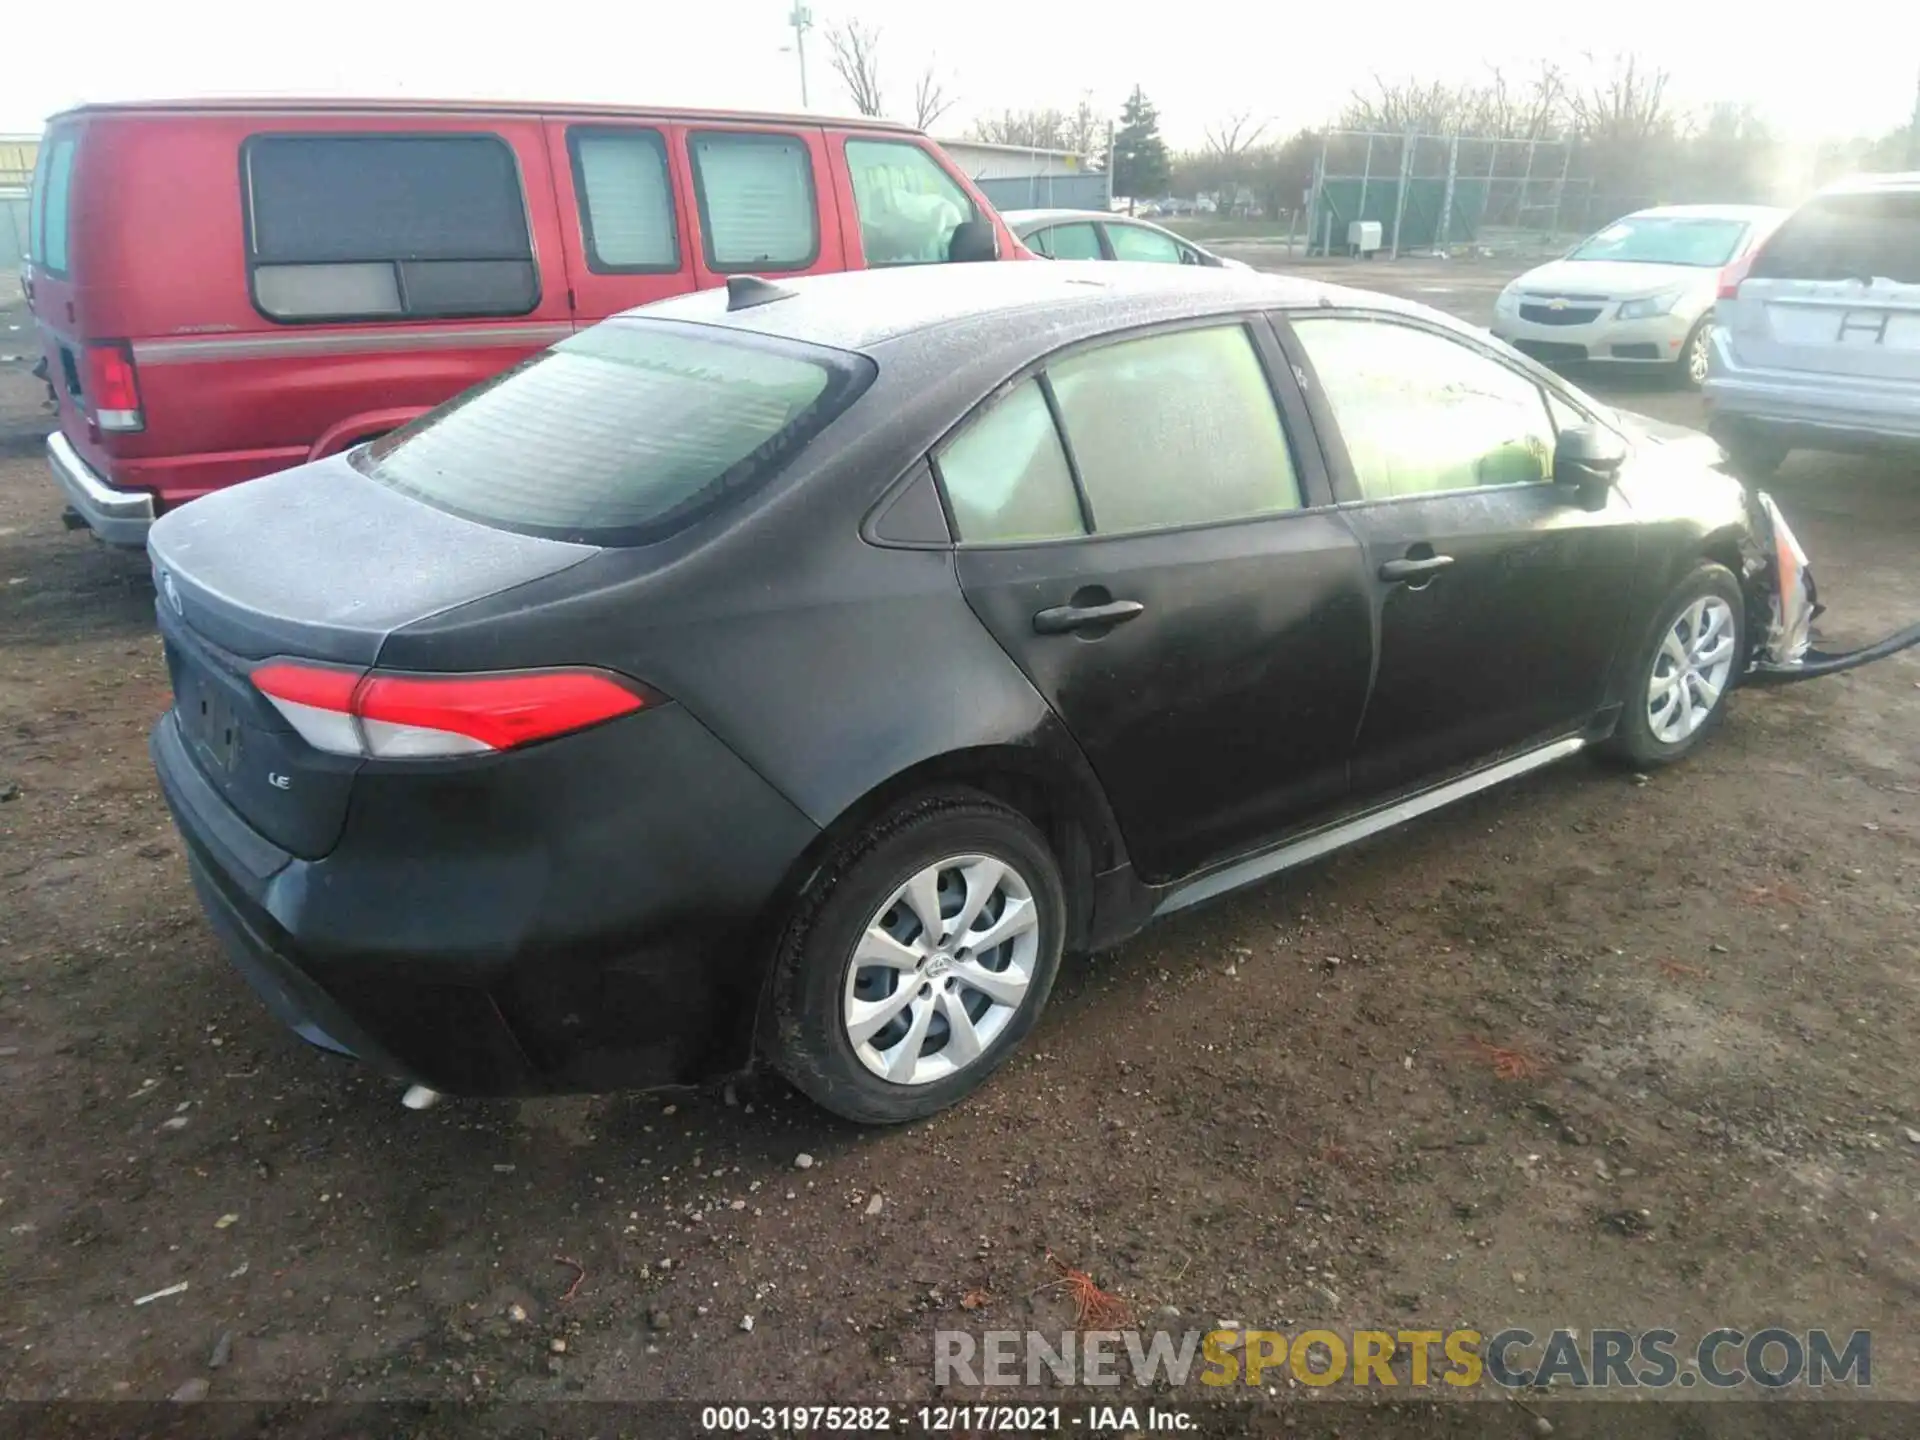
[145,264,1920,1123]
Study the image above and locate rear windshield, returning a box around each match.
[1752,190,1920,284]
[354,321,874,545]
[29,131,78,275]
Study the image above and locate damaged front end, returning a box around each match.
[1740,489,1920,686]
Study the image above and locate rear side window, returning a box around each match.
[569,127,679,272]
[845,139,977,266]
[33,134,77,275]
[244,134,537,322]
[1105,223,1185,264]
[936,380,1086,543]
[1032,223,1101,260]
[689,132,818,271]
[355,322,872,545]
[1048,326,1302,532]
[1752,191,1920,285]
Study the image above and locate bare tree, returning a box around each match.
[1565,53,1674,144]
[1204,110,1270,158]
[1062,93,1107,157]
[912,65,955,132]
[826,20,885,118]
[971,96,1105,156]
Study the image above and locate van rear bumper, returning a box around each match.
[47,432,155,546]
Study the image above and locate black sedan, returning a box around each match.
[146,262,1909,1124]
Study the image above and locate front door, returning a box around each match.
[944,319,1374,883]
[1283,312,1639,801]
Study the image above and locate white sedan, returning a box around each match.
[1491,204,1785,388]
[1003,209,1251,270]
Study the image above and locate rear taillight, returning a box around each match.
[1717,251,1757,302]
[250,662,647,759]
[82,341,144,432]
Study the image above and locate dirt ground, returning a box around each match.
[2,261,1918,1425]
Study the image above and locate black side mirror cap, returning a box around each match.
[947,219,1001,264]
[1553,423,1627,510]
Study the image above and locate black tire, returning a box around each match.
[1604,562,1746,769]
[760,793,1067,1124]
[1676,316,1712,390]
[1719,429,1788,480]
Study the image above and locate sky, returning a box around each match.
[3,0,1915,149]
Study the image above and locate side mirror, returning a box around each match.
[1553,423,1626,510]
[947,219,1001,264]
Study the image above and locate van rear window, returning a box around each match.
[243,134,537,321]
[353,321,875,545]
[1752,191,1920,286]
[30,134,77,276]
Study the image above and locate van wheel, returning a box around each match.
[761,793,1066,1124]
[1603,562,1745,768]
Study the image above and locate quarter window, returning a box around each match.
[1294,318,1556,499]
[244,134,536,322]
[35,135,77,275]
[689,132,818,271]
[570,128,678,272]
[845,139,977,265]
[1048,326,1302,532]
[936,380,1086,544]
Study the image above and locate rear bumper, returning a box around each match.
[1705,337,1920,450]
[150,700,822,1096]
[46,431,155,546]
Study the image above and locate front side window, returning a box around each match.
[936,379,1086,544]
[569,127,678,272]
[845,139,977,266]
[1032,223,1101,260]
[1048,326,1302,533]
[1294,317,1555,499]
[356,322,870,545]
[689,131,818,272]
[1105,222,1185,264]
[244,134,536,322]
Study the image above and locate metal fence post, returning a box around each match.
[1389,129,1413,259]
[1436,132,1460,253]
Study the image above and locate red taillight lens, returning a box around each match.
[250,662,646,759]
[1717,251,1756,302]
[82,341,144,432]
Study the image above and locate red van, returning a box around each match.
[25,99,1019,545]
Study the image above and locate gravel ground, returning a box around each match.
[2,265,1918,1424]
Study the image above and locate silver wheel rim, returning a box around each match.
[842,853,1040,1087]
[1687,326,1710,385]
[1648,595,1735,744]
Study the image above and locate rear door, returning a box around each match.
[945,318,1373,883]
[683,124,847,288]
[1283,311,1639,801]
[25,123,92,460]
[544,119,700,324]
[1724,187,1920,383]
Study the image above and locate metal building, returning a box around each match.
[937,138,1109,214]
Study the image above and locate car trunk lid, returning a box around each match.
[148,455,596,856]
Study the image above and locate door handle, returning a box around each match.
[1378,554,1455,582]
[1032,599,1145,635]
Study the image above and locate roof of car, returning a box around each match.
[49,96,918,132]
[627,262,1393,358]
[1817,170,1920,195]
[1002,208,1157,230]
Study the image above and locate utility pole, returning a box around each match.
[786,4,813,109]
[1909,65,1919,168]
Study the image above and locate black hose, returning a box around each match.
[1746,620,1920,686]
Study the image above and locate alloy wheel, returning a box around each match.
[1647,595,1736,744]
[1686,325,1712,387]
[842,854,1040,1086]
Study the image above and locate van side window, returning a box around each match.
[688,132,818,272]
[35,136,77,276]
[568,128,679,272]
[844,139,978,266]
[243,134,537,323]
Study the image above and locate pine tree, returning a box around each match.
[1112,86,1171,205]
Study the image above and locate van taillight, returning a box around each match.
[251,661,650,759]
[1717,251,1757,302]
[83,342,144,432]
